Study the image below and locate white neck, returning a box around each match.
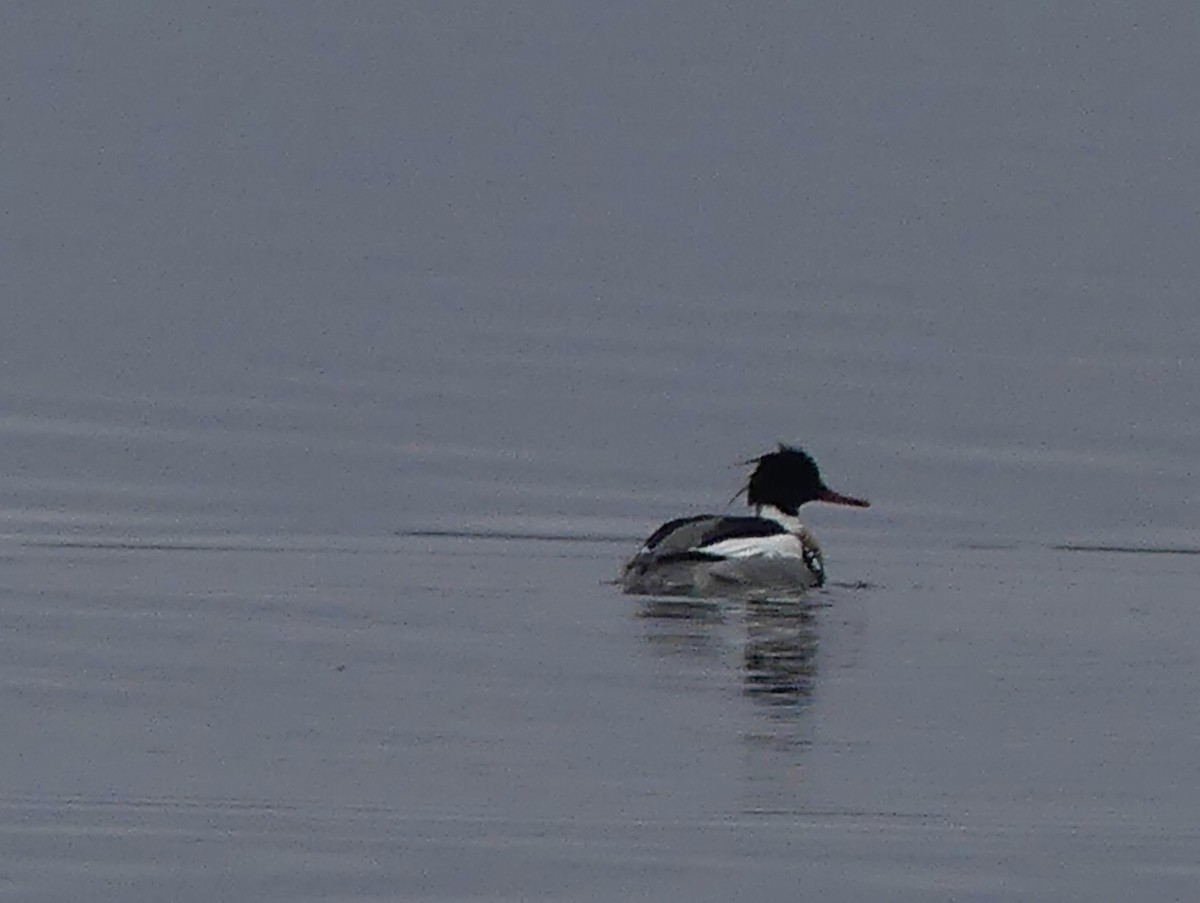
[756,505,805,533]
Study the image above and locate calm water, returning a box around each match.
[3,3,1199,900]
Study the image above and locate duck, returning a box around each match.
[620,445,869,596]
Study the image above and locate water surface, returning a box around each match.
[3,2,1198,900]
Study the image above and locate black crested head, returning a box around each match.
[744,445,823,516]
[742,444,871,515]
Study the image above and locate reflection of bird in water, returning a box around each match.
[742,600,820,709]
[636,595,822,712]
[637,597,727,667]
[637,593,827,812]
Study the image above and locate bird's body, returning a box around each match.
[620,446,868,597]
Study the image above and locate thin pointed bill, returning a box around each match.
[816,487,870,508]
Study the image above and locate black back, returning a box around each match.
[693,516,787,547]
[640,514,786,561]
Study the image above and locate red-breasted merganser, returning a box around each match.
[620,445,869,596]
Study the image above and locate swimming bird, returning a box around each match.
[620,445,869,596]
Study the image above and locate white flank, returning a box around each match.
[701,532,806,559]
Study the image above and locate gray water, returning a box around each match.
[3,3,1199,900]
